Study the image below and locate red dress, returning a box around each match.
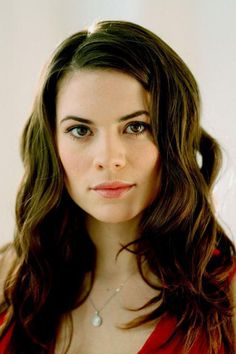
[0,310,228,353]
[0,266,235,353]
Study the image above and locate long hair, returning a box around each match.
[0,20,235,353]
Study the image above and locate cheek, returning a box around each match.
[143,147,161,197]
[57,144,87,178]
[136,143,160,174]
[59,149,76,174]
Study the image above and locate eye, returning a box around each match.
[124,121,150,135]
[66,125,92,139]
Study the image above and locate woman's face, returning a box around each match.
[56,69,161,224]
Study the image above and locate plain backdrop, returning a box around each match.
[0,0,235,246]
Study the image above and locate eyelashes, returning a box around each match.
[64,121,152,140]
[66,125,91,138]
[125,121,150,135]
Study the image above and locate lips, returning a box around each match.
[91,181,135,198]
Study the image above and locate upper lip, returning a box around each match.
[91,181,135,190]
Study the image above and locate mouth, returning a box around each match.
[91,181,135,199]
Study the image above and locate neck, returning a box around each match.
[85,215,140,282]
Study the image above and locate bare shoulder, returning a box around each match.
[0,244,17,303]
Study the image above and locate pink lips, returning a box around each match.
[91,181,135,198]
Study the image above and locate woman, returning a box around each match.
[0,20,235,354]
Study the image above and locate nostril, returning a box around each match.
[94,154,126,170]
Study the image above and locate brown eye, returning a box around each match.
[125,121,150,135]
[67,125,91,138]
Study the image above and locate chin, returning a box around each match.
[88,210,139,224]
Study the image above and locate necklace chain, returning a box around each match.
[89,274,133,327]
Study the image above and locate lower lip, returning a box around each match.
[92,186,134,199]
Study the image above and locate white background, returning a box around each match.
[0,0,235,246]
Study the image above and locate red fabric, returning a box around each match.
[0,312,226,354]
[0,311,14,352]
[137,314,225,354]
[0,259,234,353]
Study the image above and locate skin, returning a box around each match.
[56,69,161,276]
[54,69,162,353]
[56,69,160,227]
[56,68,161,267]
[0,69,234,354]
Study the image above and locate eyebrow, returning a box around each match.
[60,110,150,125]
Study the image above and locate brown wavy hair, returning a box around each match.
[0,20,235,353]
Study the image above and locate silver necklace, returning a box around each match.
[89,275,133,327]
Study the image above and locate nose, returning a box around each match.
[93,134,126,171]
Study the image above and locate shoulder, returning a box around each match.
[0,244,17,305]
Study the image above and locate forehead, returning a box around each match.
[56,69,150,121]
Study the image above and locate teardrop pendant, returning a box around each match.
[91,312,103,327]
